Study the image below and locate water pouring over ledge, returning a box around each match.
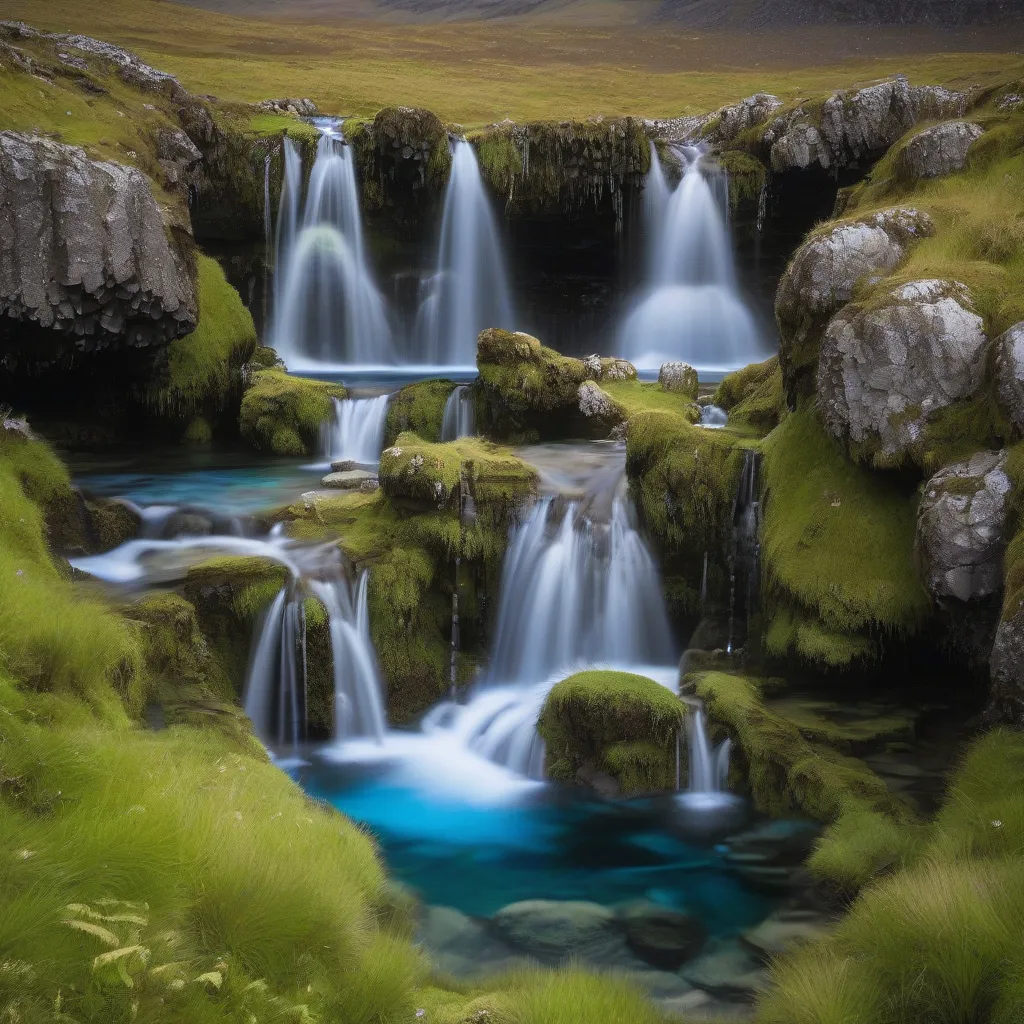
[618,145,771,375]
[321,395,390,466]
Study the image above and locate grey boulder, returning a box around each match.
[658,361,699,398]
[897,121,983,180]
[995,322,1024,434]
[817,280,988,467]
[916,450,1010,603]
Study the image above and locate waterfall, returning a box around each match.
[686,704,732,795]
[271,124,395,368]
[699,405,729,429]
[618,144,769,374]
[727,449,762,654]
[416,139,516,365]
[440,385,475,441]
[323,395,389,465]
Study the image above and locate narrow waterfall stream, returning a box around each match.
[618,144,770,374]
[416,138,516,365]
[321,395,390,465]
[440,384,475,441]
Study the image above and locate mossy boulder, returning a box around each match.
[384,378,459,446]
[774,207,933,401]
[239,369,346,455]
[716,150,768,209]
[476,329,618,441]
[760,408,930,669]
[146,254,258,440]
[538,670,686,796]
[658,361,699,399]
[693,671,917,895]
[712,357,786,435]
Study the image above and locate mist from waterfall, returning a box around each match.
[416,139,516,366]
[441,385,475,441]
[271,126,395,368]
[618,144,769,375]
[322,396,390,466]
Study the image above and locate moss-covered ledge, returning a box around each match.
[538,670,686,796]
[383,378,459,446]
[239,368,346,455]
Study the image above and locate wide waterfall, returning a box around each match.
[441,385,475,441]
[416,139,516,365]
[322,395,390,465]
[271,126,395,368]
[618,145,769,375]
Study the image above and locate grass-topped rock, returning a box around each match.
[538,670,686,796]
[239,368,345,455]
[712,356,787,435]
[384,378,459,445]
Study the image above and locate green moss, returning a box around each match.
[239,369,346,455]
[717,149,769,208]
[625,409,747,616]
[602,378,701,421]
[712,357,787,435]
[147,255,257,438]
[538,670,686,795]
[244,112,322,145]
[384,379,458,446]
[760,407,930,668]
[694,671,916,893]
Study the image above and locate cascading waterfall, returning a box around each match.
[686,704,732,795]
[440,385,475,441]
[70,514,386,749]
[618,144,769,374]
[416,138,516,365]
[322,395,390,465]
[699,405,729,429]
[271,125,395,368]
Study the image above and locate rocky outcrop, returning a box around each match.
[817,280,988,468]
[577,381,622,424]
[995,322,1024,434]
[775,207,934,399]
[648,93,782,146]
[916,450,1010,603]
[255,98,318,116]
[767,78,969,173]
[896,121,983,180]
[0,131,196,364]
[156,128,202,187]
[989,612,1024,726]
[658,361,699,398]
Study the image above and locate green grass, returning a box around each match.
[238,369,346,455]
[602,378,701,419]
[712,357,786,436]
[538,670,686,794]
[760,407,930,667]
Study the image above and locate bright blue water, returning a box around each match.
[300,757,777,934]
[66,448,325,515]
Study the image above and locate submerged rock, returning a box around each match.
[658,361,699,398]
[680,938,768,1000]
[620,902,707,969]
[817,280,988,468]
[897,121,984,180]
[775,207,934,399]
[916,451,1010,603]
[491,900,618,962]
[0,131,196,361]
[995,322,1024,434]
[740,907,835,961]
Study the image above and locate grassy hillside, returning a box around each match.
[0,0,1021,123]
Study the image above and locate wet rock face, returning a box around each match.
[995,322,1024,434]
[0,131,196,364]
[897,121,984,180]
[775,208,934,399]
[989,613,1024,726]
[649,93,782,146]
[916,450,1010,603]
[817,280,988,467]
[768,78,969,173]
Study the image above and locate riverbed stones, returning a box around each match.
[740,907,835,961]
[817,280,988,468]
[775,207,934,399]
[897,121,983,180]
[619,901,707,969]
[0,131,197,361]
[680,938,768,1000]
[321,469,376,489]
[490,900,618,962]
[916,450,1010,603]
[995,322,1024,434]
[659,361,699,398]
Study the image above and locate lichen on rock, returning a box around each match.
[895,120,984,181]
[658,361,699,398]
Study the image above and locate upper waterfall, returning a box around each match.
[270,124,396,369]
[618,145,770,375]
[416,138,516,366]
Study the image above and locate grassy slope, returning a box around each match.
[0,0,1021,123]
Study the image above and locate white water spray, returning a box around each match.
[416,139,516,365]
[322,395,390,465]
[619,145,769,374]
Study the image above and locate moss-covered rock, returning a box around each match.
[693,671,917,895]
[239,369,346,455]
[538,670,686,796]
[716,149,768,209]
[760,407,930,669]
[145,254,258,440]
[712,357,786,435]
[471,117,649,220]
[384,378,458,446]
